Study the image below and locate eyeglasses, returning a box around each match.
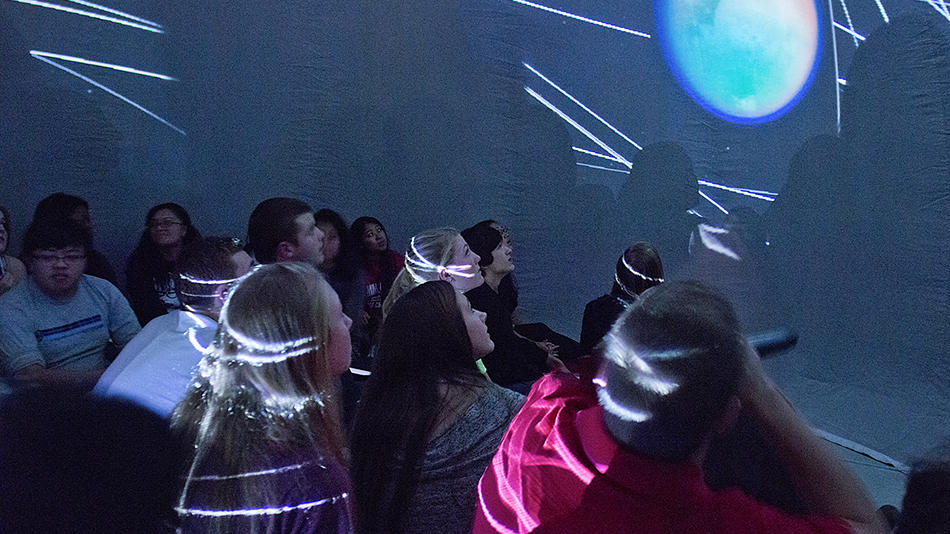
[149,220,184,229]
[33,253,86,264]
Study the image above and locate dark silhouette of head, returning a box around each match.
[461,221,503,269]
[247,197,313,264]
[612,242,664,298]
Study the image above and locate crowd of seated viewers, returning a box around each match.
[0,192,940,533]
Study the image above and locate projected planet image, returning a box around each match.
[655,0,821,124]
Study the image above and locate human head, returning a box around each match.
[894,449,950,534]
[612,242,664,298]
[376,280,485,386]
[247,198,323,266]
[23,220,92,299]
[350,216,389,255]
[0,387,183,534]
[145,203,198,251]
[314,209,348,270]
[175,237,252,315]
[461,221,503,269]
[33,193,91,232]
[597,280,744,461]
[0,205,10,254]
[381,228,482,317]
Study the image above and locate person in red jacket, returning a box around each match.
[473,281,885,534]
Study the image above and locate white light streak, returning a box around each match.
[31,52,186,135]
[597,387,652,422]
[573,146,627,164]
[525,63,643,151]
[177,494,346,517]
[873,0,889,23]
[698,190,729,215]
[68,0,162,28]
[10,0,164,33]
[921,0,950,21]
[179,272,238,284]
[698,180,775,202]
[509,0,650,38]
[405,236,479,284]
[838,78,848,85]
[349,367,371,376]
[621,255,664,283]
[833,20,866,41]
[829,0,842,133]
[525,86,631,167]
[188,463,315,482]
[698,223,741,260]
[577,162,629,173]
[30,51,176,80]
[837,0,860,47]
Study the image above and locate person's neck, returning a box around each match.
[483,271,504,293]
[37,280,79,302]
[160,243,182,262]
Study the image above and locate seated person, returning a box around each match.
[579,242,664,354]
[892,445,950,534]
[95,237,253,418]
[31,193,117,285]
[0,220,140,389]
[473,281,884,534]
[0,205,27,296]
[461,223,567,393]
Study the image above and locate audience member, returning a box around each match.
[95,237,253,418]
[32,192,117,284]
[125,202,201,325]
[381,227,483,318]
[172,262,352,533]
[247,197,324,267]
[462,222,569,393]
[0,205,26,296]
[351,281,523,534]
[893,444,950,534]
[0,220,140,389]
[579,242,664,354]
[316,209,370,363]
[473,281,885,534]
[0,386,183,534]
[349,216,404,342]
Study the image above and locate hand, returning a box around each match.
[535,340,558,355]
[546,355,570,374]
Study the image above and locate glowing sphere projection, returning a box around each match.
[655,0,822,124]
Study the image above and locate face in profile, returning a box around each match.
[456,290,493,358]
[449,235,483,292]
[291,212,324,268]
[486,240,514,277]
[316,222,341,267]
[149,209,187,249]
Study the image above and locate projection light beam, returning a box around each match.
[698,180,776,202]
[837,0,860,47]
[31,51,186,135]
[920,0,950,21]
[30,51,177,80]
[577,162,629,173]
[572,146,629,165]
[833,21,866,41]
[524,86,631,167]
[699,190,729,215]
[9,0,164,33]
[873,0,889,22]
[68,0,162,28]
[829,0,842,133]
[526,63,643,151]
[509,0,650,38]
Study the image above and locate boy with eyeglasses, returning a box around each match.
[0,220,140,389]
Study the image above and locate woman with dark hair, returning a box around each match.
[172,262,352,534]
[125,203,200,326]
[348,216,403,341]
[0,205,26,296]
[316,210,368,360]
[579,242,664,354]
[351,281,523,534]
[31,193,117,284]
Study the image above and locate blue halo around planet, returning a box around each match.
[655,0,822,125]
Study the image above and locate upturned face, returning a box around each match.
[449,235,484,291]
[361,224,388,253]
[316,222,341,267]
[149,209,187,249]
[291,212,325,268]
[456,290,494,358]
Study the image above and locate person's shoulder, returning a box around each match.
[81,274,125,297]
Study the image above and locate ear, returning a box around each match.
[212,283,230,312]
[275,241,295,262]
[437,268,453,284]
[712,395,742,437]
